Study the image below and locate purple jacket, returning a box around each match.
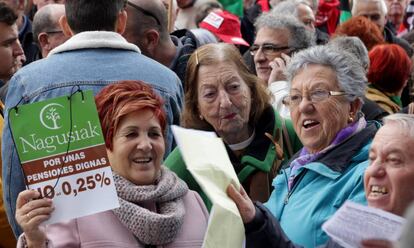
[18,191,208,247]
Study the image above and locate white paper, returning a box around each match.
[31,160,120,225]
[171,125,245,248]
[322,201,405,248]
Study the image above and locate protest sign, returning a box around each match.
[9,90,119,224]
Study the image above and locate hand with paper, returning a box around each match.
[226,184,255,224]
[232,114,414,248]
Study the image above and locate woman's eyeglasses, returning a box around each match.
[283,89,350,107]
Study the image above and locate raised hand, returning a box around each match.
[15,189,54,248]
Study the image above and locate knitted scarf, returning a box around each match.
[112,167,188,245]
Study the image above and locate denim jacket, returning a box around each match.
[2,31,183,236]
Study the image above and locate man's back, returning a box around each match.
[2,31,183,236]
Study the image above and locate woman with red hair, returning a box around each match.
[334,16,385,51]
[367,44,412,114]
[14,81,209,247]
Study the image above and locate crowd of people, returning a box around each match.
[0,0,414,247]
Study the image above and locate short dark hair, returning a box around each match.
[65,0,126,33]
[0,2,18,26]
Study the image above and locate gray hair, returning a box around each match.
[327,36,370,72]
[271,1,298,16]
[286,45,367,102]
[32,4,64,43]
[271,0,309,18]
[352,0,387,15]
[254,12,315,50]
[383,114,414,138]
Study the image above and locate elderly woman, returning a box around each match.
[230,113,414,248]
[228,45,380,247]
[366,44,412,114]
[165,43,302,209]
[14,81,208,247]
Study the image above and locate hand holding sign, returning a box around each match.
[9,90,119,224]
[15,190,52,247]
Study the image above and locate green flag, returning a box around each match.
[218,0,243,17]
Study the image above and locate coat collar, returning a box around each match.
[288,121,379,175]
[48,31,141,57]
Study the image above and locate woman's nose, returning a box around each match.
[218,91,232,108]
[297,95,314,113]
[136,136,152,151]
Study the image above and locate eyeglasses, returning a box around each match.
[283,89,350,107]
[249,43,291,56]
[127,1,161,26]
[45,30,63,35]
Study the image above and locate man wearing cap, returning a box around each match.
[250,12,314,118]
[123,0,199,85]
[199,9,250,47]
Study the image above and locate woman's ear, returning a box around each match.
[349,98,363,119]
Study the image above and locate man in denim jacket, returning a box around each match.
[2,0,183,237]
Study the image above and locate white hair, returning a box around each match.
[383,114,414,138]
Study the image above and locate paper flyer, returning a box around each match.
[322,201,405,248]
[9,90,119,224]
[172,125,245,248]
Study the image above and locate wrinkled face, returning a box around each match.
[353,1,386,31]
[107,109,165,185]
[365,124,414,216]
[290,64,351,153]
[385,0,408,26]
[297,3,316,32]
[0,23,24,81]
[253,27,291,83]
[197,62,252,143]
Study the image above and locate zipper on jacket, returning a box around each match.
[283,169,307,205]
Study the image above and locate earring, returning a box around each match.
[348,116,354,123]
[199,115,204,120]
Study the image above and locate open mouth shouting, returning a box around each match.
[303,119,320,129]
